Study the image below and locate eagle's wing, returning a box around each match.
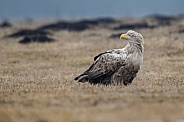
[83,49,127,84]
[93,49,115,61]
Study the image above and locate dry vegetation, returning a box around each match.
[0,16,184,122]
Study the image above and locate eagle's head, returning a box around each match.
[120,30,144,45]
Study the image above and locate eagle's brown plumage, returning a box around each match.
[74,30,144,86]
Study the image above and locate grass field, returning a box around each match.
[0,16,184,122]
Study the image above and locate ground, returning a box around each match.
[0,16,184,122]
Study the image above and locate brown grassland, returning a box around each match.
[0,17,184,122]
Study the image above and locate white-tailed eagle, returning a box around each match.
[74,30,144,86]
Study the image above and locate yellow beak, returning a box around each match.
[120,34,127,39]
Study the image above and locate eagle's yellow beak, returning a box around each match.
[120,34,127,39]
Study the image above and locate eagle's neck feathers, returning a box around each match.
[126,42,144,54]
[125,42,144,69]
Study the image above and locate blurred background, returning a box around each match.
[0,0,184,20]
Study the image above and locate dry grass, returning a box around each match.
[0,18,184,122]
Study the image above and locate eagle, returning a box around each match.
[74,30,144,86]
